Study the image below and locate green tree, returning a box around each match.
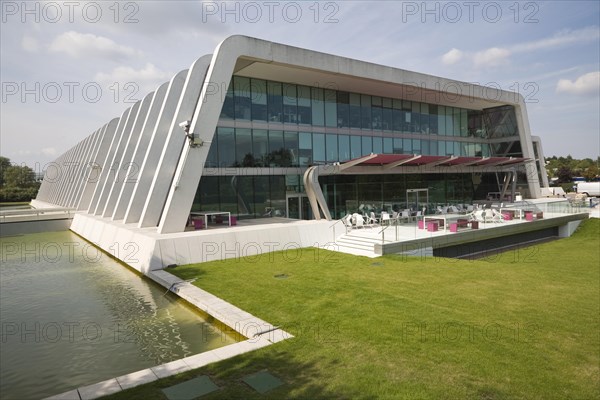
[0,156,11,187]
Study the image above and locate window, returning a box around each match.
[337,91,349,128]
[371,96,382,130]
[299,132,312,166]
[313,133,325,162]
[326,134,338,162]
[268,130,284,166]
[283,83,297,123]
[349,93,361,129]
[361,136,372,156]
[311,88,325,126]
[373,137,383,153]
[253,129,268,166]
[393,138,403,154]
[382,98,392,131]
[284,131,298,167]
[236,128,253,167]
[234,76,251,120]
[324,89,337,128]
[220,79,234,119]
[267,81,283,122]
[350,135,361,159]
[251,79,267,121]
[217,127,235,167]
[383,137,393,154]
[403,138,412,154]
[338,135,350,161]
[361,94,372,130]
[297,85,312,125]
[205,130,218,167]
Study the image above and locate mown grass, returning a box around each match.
[104,219,599,399]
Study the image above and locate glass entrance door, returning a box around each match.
[286,194,311,219]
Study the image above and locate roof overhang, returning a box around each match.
[317,154,531,176]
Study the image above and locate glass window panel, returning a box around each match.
[234,76,251,120]
[297,85,311,125]
[411,102,421,133]
[361,136,372,156]
[299,132,312,166]
[382,107,392,131]
[196,176,219,212]
[454,142,461,156]
[372,137,383,154]
[372,96,382,106]
[219,176,238,214]
[446,141,454,156]
[349,93,361,128]
[422,139,430,155]
[437,140,445,156]
[453,108,461,137]
[251,79,267,121]
[205,130,219,167]
[337,91,349,128]
[402,100,411,111]
[403,138,412,154]
[313,133,325,162]
[252,129,269,167]
[383,97,393,108]
[270,176,286,217]
[361,94,372,130]
[482,143,490,157]
[217,127,235,167]
[220,79,234,119]
[326,134,338,162]
[412,139,421,154]
[267,81,283,122]
[324,89,337,128]
[283,83,297,123]
[236,128,253,167]
[350,135,361,159]
[460,109,468,137]
[446,107,454,136]
[285,131,299,167]
[236,176,255,216]
[311,87,324,126]
[438,105,446,135]
[268,130,284,166]
[393,99,402,109]
[392,109,403,132]
[393,138,403,154]
[254,176,270,218]
[371,105,382,131]
[383,137,393,154]
[338,135,350,161]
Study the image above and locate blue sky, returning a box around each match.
[1,0,599,169]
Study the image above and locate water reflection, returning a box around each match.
[0,231,237,400]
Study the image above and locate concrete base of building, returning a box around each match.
[70,214,338,274]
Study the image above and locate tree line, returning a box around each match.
[0,157,41,202]
[545,155,600,184]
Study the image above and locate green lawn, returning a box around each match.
[105,219,600,399]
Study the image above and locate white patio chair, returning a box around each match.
[381,211,390,226]
[355,213,365,229]
[367,211,379,227]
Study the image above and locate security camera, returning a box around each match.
[179,120,190,130]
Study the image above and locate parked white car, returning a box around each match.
[576,182,600,197]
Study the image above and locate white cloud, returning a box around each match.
[22,35,39,52]
[473,47,511,68]
[512,26,600,53]
[556,71,600,96]
[49,31,142,61]
[94,63,172,94]
[41,147,57,157]
[441,48,463,65]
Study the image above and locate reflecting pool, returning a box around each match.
[0,231,238,399]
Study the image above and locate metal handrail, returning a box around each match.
[330,218,345,242]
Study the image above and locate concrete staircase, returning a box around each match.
[332,233,382,257]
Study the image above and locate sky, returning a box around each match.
[1,0,599,172]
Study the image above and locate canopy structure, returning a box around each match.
[303,154,532,221]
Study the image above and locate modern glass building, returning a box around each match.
[35,35,548,233]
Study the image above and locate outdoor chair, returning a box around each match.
[354,213,365,229]
[342,214,353,232]
[367,211,379,227]
[381,211,391,226]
